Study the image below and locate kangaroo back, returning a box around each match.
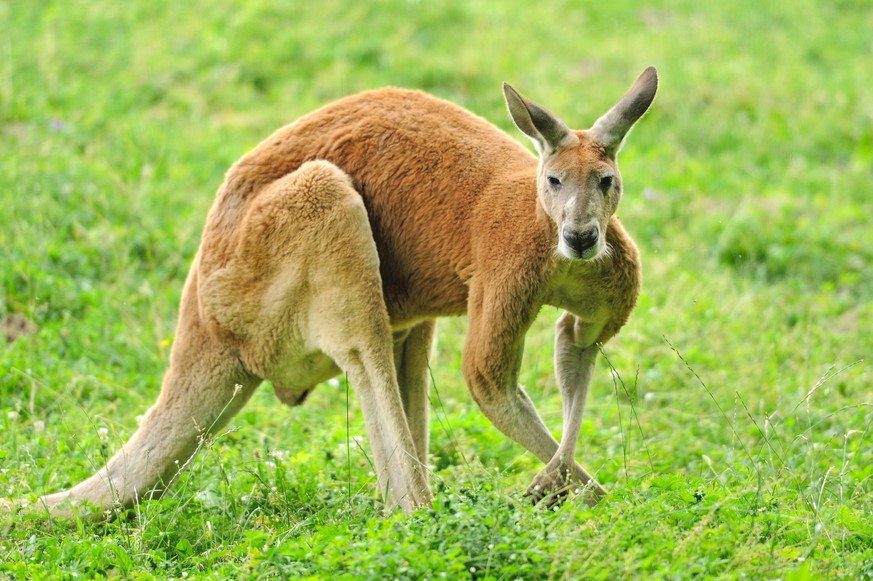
[205,89,542,327]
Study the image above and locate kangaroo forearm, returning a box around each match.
[554,316,599,465]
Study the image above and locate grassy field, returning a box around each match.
[2,0,871,578]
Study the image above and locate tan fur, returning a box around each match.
[18,68,657,518]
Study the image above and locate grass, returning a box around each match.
[1,0,871,578]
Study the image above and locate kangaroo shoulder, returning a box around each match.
[596,215,641,342]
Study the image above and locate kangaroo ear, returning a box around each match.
[590,66,658,157]
[503,83,576,156]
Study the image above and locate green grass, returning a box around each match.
[2,0,871,578]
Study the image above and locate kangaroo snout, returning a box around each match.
[560,224,601,259]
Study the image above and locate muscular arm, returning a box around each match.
[526,311,606,505]
[462,281,605,504]
[553,311,600,464]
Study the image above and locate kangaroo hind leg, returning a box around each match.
[394,321,436,465]
[220,160,431,512]
[38,273,259,519]
[273,162,431,512]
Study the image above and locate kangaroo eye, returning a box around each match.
[547,175,562,189]
[599,175,614,192]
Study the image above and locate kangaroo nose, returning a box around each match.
[562,225,599,256]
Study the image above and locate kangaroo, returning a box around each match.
[21,67,657,518]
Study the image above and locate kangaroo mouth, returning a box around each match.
[559,226,602,260]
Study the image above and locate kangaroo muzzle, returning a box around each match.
[560,224,601,260]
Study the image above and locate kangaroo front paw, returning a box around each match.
[525,460,575,508]
[525,460,606,508]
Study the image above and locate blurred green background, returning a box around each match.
[1,1,871,578]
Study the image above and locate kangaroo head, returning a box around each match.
[504,67,658,260]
